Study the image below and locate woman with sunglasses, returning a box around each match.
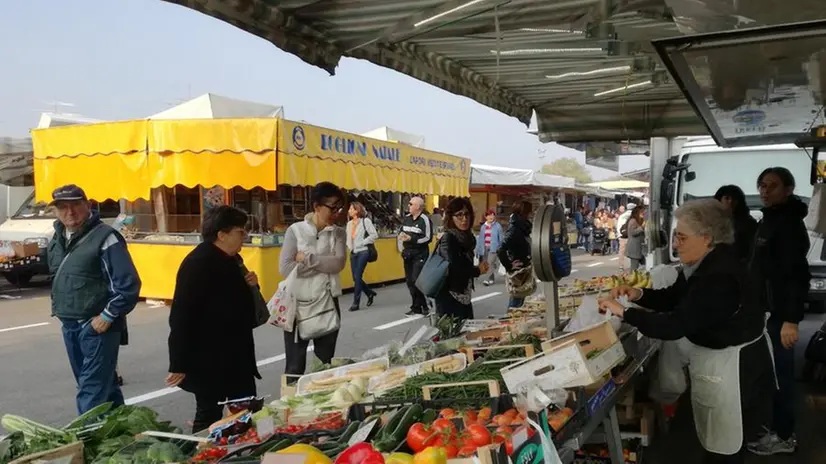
[279,182,347,378]
[434,198,488,320]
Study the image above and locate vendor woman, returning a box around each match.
[598,199,775,464]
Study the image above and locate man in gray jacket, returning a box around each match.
[48,185,141,414]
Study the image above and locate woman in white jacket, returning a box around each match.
[346,202,379,311]
[278,182,347,377]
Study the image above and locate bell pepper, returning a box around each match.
[333,443,384,464]
[277,444,332,464]
[413,447,448,464]
[385,452,415,464]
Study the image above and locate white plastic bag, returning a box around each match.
[564,294,621,333]
[498,263,507,276]
[267,267,298,332]
[649,264,679,289]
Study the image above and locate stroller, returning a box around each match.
[591,227,611,255]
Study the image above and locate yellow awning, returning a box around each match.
[277,120,470,197]
[32,120,148,159]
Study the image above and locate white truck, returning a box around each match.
[669,136,825,311]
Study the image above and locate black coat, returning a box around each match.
[625,244,765,349]
[436,230,480,295]
[168,242,260,397]
[750,196,811,324]
[733,213,758,263]
[497,214,532,272]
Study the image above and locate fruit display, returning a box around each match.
[606,270,652,289]
[562,271,652,295]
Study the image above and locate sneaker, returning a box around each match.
[747,430,797,456]
[482,280,493,287]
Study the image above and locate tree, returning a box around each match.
[540,157,593,183]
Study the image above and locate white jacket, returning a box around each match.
[279,214,347,299]
[346,217,379,253]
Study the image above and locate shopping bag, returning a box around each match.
[415,238,450,298]
[268,268,298,332]
[506,265,536,298]
[564,294,621,333]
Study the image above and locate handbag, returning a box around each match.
[267,267,299,332]
[295,286,340,339]
[238,259,269,327]
[507,264,537,298]
[364,225,378,263]
[415,237,450,298]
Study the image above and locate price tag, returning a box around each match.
[348,418,379,446]
[256,416,275,438]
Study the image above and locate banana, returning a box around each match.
[626,272,638,287]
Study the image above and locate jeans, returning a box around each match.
[403,249,428,313]
[481,249,499,283]
[767,319,795,440]
[576,229,583,247]
[61,319,124,415]
[283,299,340,377]
[350,251,375,307]
[192,377,256,433]
[509,296,525,309]
[611,239,619,254]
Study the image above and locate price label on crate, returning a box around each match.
[348,418,379,446]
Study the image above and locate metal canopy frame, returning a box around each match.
[653,20,826,148]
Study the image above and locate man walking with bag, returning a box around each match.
[399,196,432,316]
[48,185,141,414]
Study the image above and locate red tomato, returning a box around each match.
[504,439,514,455]
[432,418,458,437]
[458,444,478,457]
[465,424,492,447]
[440,408,456,419]
[464,409,478,423]
[406,423,434,453]
[478,407,492,423]
[495,425,513,437]
[443,443,460,458]
[503,408,519,419]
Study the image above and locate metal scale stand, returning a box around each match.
[531,203,570,334]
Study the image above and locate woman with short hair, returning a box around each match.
[279,182,347,377]
[346,201,378,312]
[435,198,488,320]
[166,205,261,433]
[600,199,774,464]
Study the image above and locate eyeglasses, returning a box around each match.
[453,211,470,219]
[321,204,343,213]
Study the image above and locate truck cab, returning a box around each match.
[670,136,824,310]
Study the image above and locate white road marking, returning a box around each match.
[373,292,501,331]
[125,346,314,405]
[570,269,578,273]
[610,257,619,261]
[587,262,602,267]
[0,322,49,333]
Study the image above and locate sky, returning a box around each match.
[0,0,649,179]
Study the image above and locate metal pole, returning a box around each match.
[602,408,625,464]
[544,280,560,334]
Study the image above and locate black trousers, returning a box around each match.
[192,377,257,433]
[767,319,795,440]
[403,249,428,313]
[283,298,340,377]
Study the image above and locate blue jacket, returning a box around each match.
[476,221,503,256]
[574,211,583,228]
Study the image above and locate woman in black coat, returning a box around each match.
[166,206,261,433]
[599,199,774,464]
[435,197,488,320]
[714,184,758,262]
[497,201,533,308]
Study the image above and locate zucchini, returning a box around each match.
[337,421,361,443]
[377,406,408,442]
[251,438,292,457]
[374,404,423,453]
[322,444,348,458]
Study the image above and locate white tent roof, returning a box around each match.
[361,126,426,148]
[150,93,283,120]
[37,112,102,129]
[471,164,576,189]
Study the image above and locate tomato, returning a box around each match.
[463,409,478,423]
[503,408,519,419]
[504,439,514,455]
[465,424,492,447]
[406,423,435,453]
[492,415,512,427]
[439,408,456,419]
[478,407,492,423]
[432,418,458,437]
[443,442,460,458]
[457,444,477,458]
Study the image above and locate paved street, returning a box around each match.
[0,249,622,427]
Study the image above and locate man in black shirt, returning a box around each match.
[399,196,432,316]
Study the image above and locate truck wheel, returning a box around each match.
[3,272,33,286]
[808,301,826,314]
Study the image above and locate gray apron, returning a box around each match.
[687,328,775,455]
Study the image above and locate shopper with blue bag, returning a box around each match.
[416,198,487,320]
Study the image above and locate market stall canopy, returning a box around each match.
[361,126,426,148]
[586,179,648,190]
[279,120,470,196]
[0,137,34,184]
[161,0,826,143]
[150,93,284,119]
[471,164,575,188]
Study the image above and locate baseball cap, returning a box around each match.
[50,184,87,205]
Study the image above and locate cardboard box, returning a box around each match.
[12,242,39,258]
[500,321,626,392]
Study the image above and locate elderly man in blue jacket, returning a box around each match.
[47,185,141,414]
